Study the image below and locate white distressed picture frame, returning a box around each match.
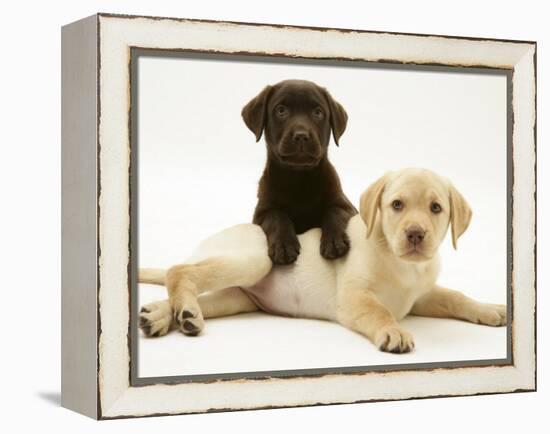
[61,13,536,419]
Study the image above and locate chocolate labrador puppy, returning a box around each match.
[242,79,357,265]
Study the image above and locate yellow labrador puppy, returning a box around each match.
[139,168,506,353]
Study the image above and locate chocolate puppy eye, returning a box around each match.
[431,202,442,213]
[313,107,324,119]
[275,105,288,117]
[391,200,403,211]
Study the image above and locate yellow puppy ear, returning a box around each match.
[449,184,472,249]
[360,174,388,238]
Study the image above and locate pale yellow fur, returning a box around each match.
[139,168,506,352]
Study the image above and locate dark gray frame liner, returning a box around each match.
[129,49,514,387]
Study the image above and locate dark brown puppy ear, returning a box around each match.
[322,89,348,146]
[241,85,273,142]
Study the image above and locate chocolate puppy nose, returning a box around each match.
[292,130,310,144]
[406,227,426,245]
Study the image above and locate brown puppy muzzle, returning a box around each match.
[277,127,323,168]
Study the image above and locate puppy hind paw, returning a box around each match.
[173,306,205,336]
[139,301,172,337]
[181,318,203,336]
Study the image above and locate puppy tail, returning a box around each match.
[138,268,166,285]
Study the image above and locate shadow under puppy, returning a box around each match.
[139,169,506,352]
[242,79,357,265]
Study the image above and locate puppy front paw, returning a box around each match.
[320,230,350,259]
[268,235,301,265]
[472,303,507,327]
[375,326,415,353]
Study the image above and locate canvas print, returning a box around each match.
[133,52,509,381]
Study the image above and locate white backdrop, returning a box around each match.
[3,0,547,432]
[137,54,509,377]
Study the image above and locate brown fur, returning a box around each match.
[242,80,357,264]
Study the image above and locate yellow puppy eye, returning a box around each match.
[431,202,442,213]
[391,200,403,211]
